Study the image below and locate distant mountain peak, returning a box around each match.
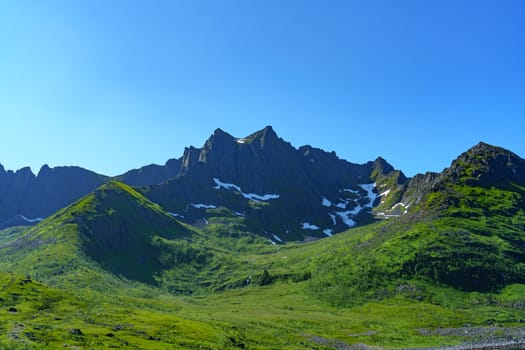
[445,142,525,186]
[373,157,395,175]
[244,125,278,142]
[212,128,234,139]
[464,141,508,156]
[16,166,35,176]
[37,164,51,177]
[261,125,276,136]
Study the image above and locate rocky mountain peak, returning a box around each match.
[211,128,235,140]
[446,142,525,186]
[37,164,51,177]
[373,157,395,175]
[241,125,280,148]
[16,166,35,177]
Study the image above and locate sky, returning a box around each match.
[0,0,523,177]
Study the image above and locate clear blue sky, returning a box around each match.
[1,0,523,177]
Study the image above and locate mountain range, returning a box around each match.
[1,126,525,349]
[0,126,407,240]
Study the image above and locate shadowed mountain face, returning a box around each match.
[0,165,108,227]
[0,126,406,238]
[116,158,182,186]
[4,128,523,248]
[0,180,193,286]
[143,126,405,241]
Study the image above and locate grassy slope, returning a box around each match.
[2,221,525,349]
[1,176,525,348]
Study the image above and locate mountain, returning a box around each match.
[310,141,525,300]
[0,180,194,287]
[0,127,406,237]
[1,139,525,348]
[143,126,406,241]
[0,164,109,228]
[0,158,187,230]
[443,141,525,186]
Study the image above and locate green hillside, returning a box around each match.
[1,144,525,349]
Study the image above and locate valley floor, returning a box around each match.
[2,274,525,350]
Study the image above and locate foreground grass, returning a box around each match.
[2,268,525,349]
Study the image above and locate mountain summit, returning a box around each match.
[444,142,525,186]
[144,126,404,241]
[0,126,406,238]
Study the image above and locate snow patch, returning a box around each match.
[392,202,410,214]
[242,192,280,201]
[391,202,407,209]
[20,215,43,223]
[348,204,363,216]
[191,203,217,209]
[358,183,379,208]
[236,138,246,144]
[269,239,276,245]
[234,211,245,217]
[336,211,357,227]
[380,189,391,197]
[321,196,332,207]
[213,178,280,202]
[329,214,337,225]
[343,188,359,194]
[377,212,400,218]
[272,234,283,243]
[323,228,333,237]
[168,212,184,219]
[377,202,411,219]
[203,218,209,225]
[213,178,241,192]
[301,222,320,230]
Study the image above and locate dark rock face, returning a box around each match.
[0,165,108,225]
[399,171,441,206]
[0,126,405,238]
[116,158,182,186]
[144,126,403,240]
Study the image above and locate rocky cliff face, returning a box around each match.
[0,164,108,226]
[0,126,407,238]
[144,126,404,241]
